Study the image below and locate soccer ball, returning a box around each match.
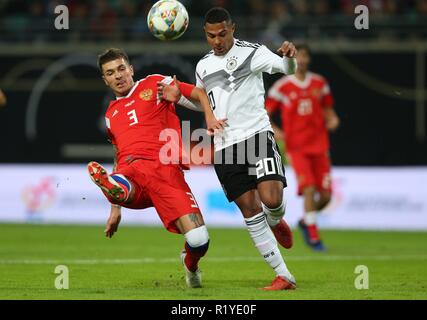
[147,0,189,41]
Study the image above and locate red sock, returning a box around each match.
[307,224,320,242]
[184,242,208,272]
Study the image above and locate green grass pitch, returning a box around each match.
[0,223,426,300]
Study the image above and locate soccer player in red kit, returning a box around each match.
[266,44,340,251]
[88,48,226,287]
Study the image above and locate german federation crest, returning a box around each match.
[226,56,238,71]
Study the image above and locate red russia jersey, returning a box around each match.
[265,72,334,154]
[105,74,194,169]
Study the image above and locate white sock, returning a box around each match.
[304,211,317,226]
[245,212,293,279]
[263,198,286,227]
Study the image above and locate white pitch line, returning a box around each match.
[0,255,426,265]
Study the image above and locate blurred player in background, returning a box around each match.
[266,44,340,251]
[0,89,6,107]
[88,48,226,288]
[195,7,297,290]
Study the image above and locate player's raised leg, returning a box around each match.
[87,161,132,203]
[258,180,293,249]
[175,213,209,288]
[256,132,293,249]
[235,191,296,290]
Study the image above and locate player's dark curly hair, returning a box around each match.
[97,48,131,73]
[204,7,233,25]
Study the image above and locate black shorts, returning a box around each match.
[214,131,287,202]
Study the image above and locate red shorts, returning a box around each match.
[109,159,201,234]
[287,151,332,196]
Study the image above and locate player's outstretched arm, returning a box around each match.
[277,41,298,75]
[105,144,121,238]
[188,86,228,136]
[251,41,297,76]
[157,75,203,113]
[157,75,182,103]
[0,89,7,107]
[157,75,204,112]
[157,76,227,135]
[105,205,121,238]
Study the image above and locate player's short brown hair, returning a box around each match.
[97,48,130,73]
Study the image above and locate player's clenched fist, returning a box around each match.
[277,41,297,58]
[157,75,181,103]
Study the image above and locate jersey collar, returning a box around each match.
[115,79,141,100]
[219,38,237,57]
[288,72,312,89]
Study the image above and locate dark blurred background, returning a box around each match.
[0,0,426,165]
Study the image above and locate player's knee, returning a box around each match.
[318,192,331,209]
[237,201,263,217]
[303,186,316,198]
[258,185,283,208]
[263,195,287,218]
[185,225,210,255]
[323,193,331,204]
[262,197,283,210]
[261,191,283,210]
[258,182,283,209]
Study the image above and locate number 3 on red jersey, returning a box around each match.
[186,192,199,208]
[127,109,139,126]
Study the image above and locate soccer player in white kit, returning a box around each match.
[196,7,298,290]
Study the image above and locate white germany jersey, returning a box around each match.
[196,38,289,151]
